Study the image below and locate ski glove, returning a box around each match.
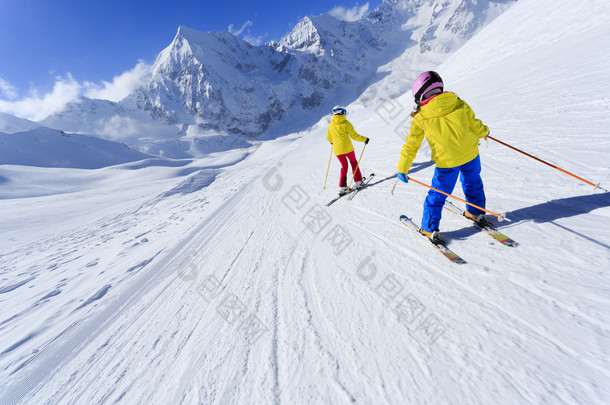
[365,137,370,145]
[398,173,408,183]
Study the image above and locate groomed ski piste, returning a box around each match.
[1,0,610,403]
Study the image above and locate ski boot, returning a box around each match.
[339,186,348,195]
[464,211,491,227]
[419,228,444,245]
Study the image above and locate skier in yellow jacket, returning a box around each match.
[327,105,369,194]
[397,71,489,244]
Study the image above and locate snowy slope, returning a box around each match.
[1,0,610,404]
[0,113,41,134]
[0,126,153,169]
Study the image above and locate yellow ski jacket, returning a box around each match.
[326,115,367,155]
[397,92,489,173]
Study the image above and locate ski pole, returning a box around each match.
[348,144,367,191]
[391,177,399,196]
[487,135,605,190]
[323,145,333,189]
[407,175,508,221]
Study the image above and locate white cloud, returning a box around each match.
[85,60,151,102]
[95,115,146,140]
[0,61,152,121]
[242,34,265,46]
[329,3,370,21]
[0,74,82,121]
[0,77,19,100]
[228,20,253,36]
[227,20,266,45]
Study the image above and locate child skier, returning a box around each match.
[326,105,370,194]
[397,71,489,244]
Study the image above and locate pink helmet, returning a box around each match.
[412,71,443,102]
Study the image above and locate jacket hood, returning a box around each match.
[423,92,459,114]
[331,114,347,124]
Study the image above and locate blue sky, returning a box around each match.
[0,0,380,120]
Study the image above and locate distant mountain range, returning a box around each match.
[5,0,516,161]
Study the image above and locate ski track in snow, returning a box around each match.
[1,0,610,404]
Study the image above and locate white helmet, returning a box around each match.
[332,105,347,115]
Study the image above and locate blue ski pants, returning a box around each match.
[421,155,486,232]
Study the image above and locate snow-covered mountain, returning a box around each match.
[0,112,41,134]
[41,0,515,157]
[0,125,152,169]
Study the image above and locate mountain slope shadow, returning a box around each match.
[162,169,219,197]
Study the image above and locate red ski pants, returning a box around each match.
[336,151,362,186]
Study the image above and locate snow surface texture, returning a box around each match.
[39,0,514,158]
[1,0,610,404]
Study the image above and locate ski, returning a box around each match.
[325,192,348,207]
[346,173,375,200]
[443,200,518,247]
[399,215,466,264]
[325,174,374,207]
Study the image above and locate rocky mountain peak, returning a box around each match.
[40,0,516,157]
